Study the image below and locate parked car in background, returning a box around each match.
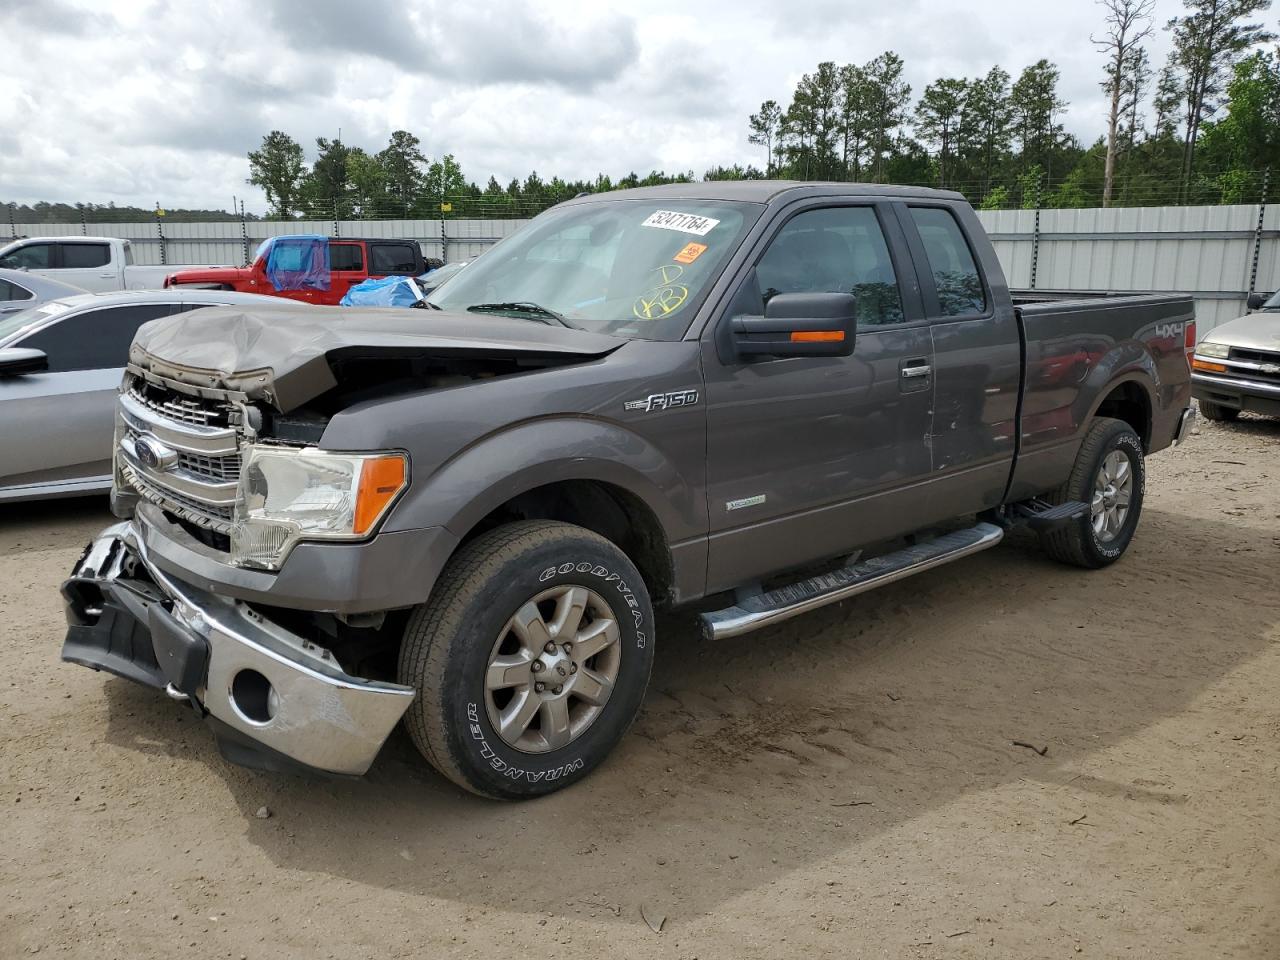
[164,235,427,305]
[418,258,470,295]
[0,237,185,292]
[0,268,87,315]
[1192,292,1280,420]
[0,289,301,502]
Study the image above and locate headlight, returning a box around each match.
[1195,341,1230,359]
[230,446,408,570]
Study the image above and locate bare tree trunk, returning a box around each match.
[1104,82,1122,207]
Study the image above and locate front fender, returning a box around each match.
[384,416,703,545]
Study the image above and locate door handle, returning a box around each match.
[901,364,932,379]
[99,273,115,278]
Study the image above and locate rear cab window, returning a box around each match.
[370,243,420,275]
[908,207,986,316]
[60,243,111,269]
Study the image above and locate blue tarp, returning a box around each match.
[261,235,330,292]
[340,275,424,307]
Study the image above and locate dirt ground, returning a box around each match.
[2,414,1278,960]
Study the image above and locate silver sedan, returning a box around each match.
[0,267,87,316]
[0,289,304,501]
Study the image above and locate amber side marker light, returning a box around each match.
[354,455,408,535]
[1192,357,1228,373]
[790,330,846,343]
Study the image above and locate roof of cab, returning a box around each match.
[560,180,966,206]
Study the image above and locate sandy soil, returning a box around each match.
[2,414,1278,960]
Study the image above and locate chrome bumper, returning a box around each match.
[63,522,414,776]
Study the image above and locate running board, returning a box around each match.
[700,522,1005,640]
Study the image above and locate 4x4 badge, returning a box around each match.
[624,389,699,413]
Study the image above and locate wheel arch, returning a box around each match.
[1087,374,1154,450]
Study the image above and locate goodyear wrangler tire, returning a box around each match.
[398,520,655,799]
[1040,417,1146,569]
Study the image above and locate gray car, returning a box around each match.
[0,289,300,501]
[1192,297,1280,420]
[0,268,87,316]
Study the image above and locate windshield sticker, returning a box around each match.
[673,242,707,265]
[632,263,689,320]
[641,210,721,236]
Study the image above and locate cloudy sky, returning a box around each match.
[1,0,1191,213]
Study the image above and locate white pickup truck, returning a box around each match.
[0,236,194,293]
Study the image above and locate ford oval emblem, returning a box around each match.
[134,436,177,471]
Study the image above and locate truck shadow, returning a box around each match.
[99,505,1280,923]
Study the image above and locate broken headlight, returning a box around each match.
[230,446,408,570]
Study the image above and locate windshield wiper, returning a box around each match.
[466,301,580,328]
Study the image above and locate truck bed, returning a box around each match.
[1007,291,1195,501]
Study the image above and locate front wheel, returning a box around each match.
[1040,417,1146,569]
[1199,399,1239,422]
[398,520,655,799]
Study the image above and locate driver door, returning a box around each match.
[700,202,937,593]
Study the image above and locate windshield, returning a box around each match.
[0,300,76,345]
[426,198,761,339]
[1262,290,1280,309]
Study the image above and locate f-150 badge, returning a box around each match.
[624,389,699,412]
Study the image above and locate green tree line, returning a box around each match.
[9,0,1280,221]
[748,0,1279,209]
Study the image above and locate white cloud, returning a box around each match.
[0,0,1190,212]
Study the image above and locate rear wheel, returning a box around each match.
[1199,399,1239,422]
[398,520,654,799]
[1040,417,1146,569]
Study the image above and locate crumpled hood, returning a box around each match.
[1203,311,1280,351]
[129,303,625,411]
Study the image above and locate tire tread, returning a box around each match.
[397,520,620,798]
[1040,417,1138,568]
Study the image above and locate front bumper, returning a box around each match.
[1192,372,1280,417]
[61,522,415,776]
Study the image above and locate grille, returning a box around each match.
[118,376,242,537]
[126,380,232,428]
[122,463,236,530]
[1229,346,1280,382]
[177,450,241,484]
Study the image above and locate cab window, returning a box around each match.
[370,242,419,274]
[0,243,54,269]
[750,206,904,325]
[60,243,111,269]
[330,244,364,272]
[908,207,986,316]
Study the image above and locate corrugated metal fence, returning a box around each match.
[10,203,1280,332]
[977,204,1276,331]
[3,218,530,271]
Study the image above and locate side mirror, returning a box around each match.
[731,292,858,359]
[1247,292,1269,311]
[0,347,48,376]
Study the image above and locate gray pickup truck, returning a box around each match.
[61,182,1196,799]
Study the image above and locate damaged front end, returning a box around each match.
[61,522,415,776]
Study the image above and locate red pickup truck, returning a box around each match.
[164,236,426,305]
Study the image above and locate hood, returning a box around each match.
[1203,311,1280,352]
[129,303,625,411]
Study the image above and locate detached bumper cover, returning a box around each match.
[61,522,414,776]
